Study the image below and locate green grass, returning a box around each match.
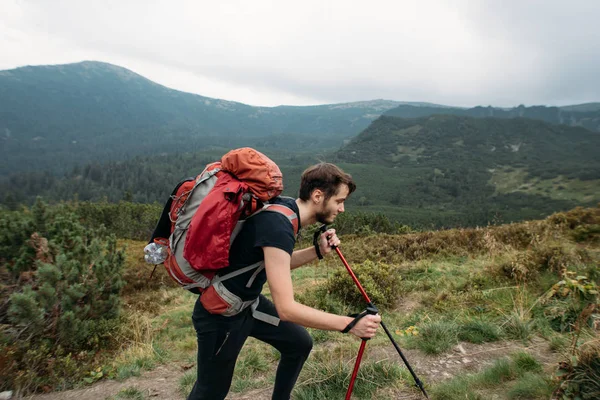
[105,387,146,400]
[414,321,459,354]
[430,376,481,400]
[512,351,543,373]
[476,358,516,386]
[549,335,569,352]
[294,359,407,400]
[502,313,534,342]
[458,320,502,344]
[430,353,548,400]
[489,168,600,204]
[230,344,272,393]
[115,364,141,381]
[178,369,196,397]
[507,373,552,399]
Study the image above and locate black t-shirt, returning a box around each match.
[220,197,300,301]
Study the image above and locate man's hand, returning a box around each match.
[319,228,340,256]
[349,314,381,339]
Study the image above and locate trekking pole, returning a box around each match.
[320,226,429,399]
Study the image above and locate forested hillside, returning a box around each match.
[330,115,600,226]
[3,115,598,228]
[0,61,410,174]
[384,103,600,132]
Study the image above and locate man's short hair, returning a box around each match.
[298,163,356,201]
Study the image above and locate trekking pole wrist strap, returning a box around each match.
[313,230,324,260]
[341,306,379,334]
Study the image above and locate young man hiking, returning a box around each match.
[187,162,382,400]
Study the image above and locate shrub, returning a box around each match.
[332,211,412,235]
[500,243,579,283]
[555,342,600,400]
[572,224,600,243]
[297,286,350,315]
[540,272,598,333]
[72,200,162,241]
[0,199,126,393]
[321,260,402,310]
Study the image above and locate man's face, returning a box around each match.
[316,184,350,225]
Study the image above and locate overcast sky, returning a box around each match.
[2,0,599,107]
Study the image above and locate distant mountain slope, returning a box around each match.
[327,115,600,225]
[384,104,600,132]
[3,115,598,228]
[337,115,599,175]
[0,61,420,174]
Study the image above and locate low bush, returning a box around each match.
[555,342,600,399]
[320,260,402,311]
[0,199,126,394]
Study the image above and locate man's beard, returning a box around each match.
[316,209,335,225]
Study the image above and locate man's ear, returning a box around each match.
[311,189,324,205]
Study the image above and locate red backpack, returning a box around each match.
[150,148,298,316]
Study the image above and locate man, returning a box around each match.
[188,163,381,400]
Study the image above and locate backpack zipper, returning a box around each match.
[215,332,230,356]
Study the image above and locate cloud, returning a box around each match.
[1,0,599,106]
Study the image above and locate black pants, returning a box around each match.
[187,294,313,400]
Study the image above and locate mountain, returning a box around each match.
[328,115,600,225]
[384,104,600,132]
[0,61,426,175]
[4,114,598,228]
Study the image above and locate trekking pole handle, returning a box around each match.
[319,224,337,249]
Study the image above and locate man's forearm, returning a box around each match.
[290,246,319,269]
[278,299,352,331]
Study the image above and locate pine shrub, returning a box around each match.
[0,198,126,393]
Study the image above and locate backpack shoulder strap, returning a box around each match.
[260,204,299,236]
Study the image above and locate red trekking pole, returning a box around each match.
[320,226,429,399]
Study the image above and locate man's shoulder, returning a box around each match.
[269,196,298,211]
[248,197,297,234]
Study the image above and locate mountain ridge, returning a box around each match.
[0,61,417,174]
[384,103,600,132]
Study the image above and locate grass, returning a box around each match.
[33,206,597,398]
[230,343,273,392]
[105,387,146,400]
[489,168,600,204]
[507,373,552,399]
[178,369,196,397]
[414,321,459,354]
[294,358,407,400]
[430,352,549,400]
[458,320,502,344]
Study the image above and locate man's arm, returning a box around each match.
[264,246,380,338]
[290,246,318,269]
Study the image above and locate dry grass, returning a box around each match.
[42,206,598,398]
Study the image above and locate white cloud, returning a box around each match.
[1,0,599,106]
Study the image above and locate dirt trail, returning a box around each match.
[22,338,559,400]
